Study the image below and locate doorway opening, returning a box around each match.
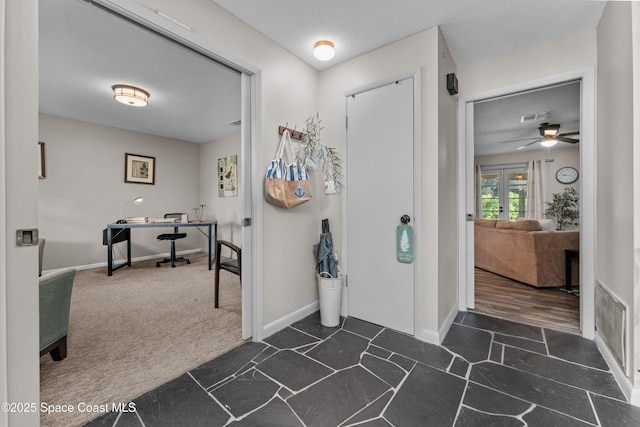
[458,70,596,339]
[38,0,262,424]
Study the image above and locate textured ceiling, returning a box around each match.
[474,81,581,157]
[39,0,598,149]
[211,0,606,70]
[39,0,241,144]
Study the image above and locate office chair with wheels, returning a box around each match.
[215,240,241,308]
[156,213,191,268]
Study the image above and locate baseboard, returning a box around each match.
[416,304,458,345]
[595,331,637,405]
[262,301,320,339]
[42,249,203,275]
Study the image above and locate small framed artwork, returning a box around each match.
[125,153,155,185]
[38,142,46,179]
[218,155,238,197]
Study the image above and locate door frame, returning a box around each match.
[75,0,265,340]
[457,68,596,339]
[342,69,423,337]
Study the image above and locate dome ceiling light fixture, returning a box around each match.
[313,40,335,61]
[112,84,150,107]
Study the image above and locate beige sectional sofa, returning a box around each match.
[474,219,579,288]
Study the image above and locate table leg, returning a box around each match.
[107,227,113,276]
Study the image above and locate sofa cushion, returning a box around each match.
[496,219,542,231]
[537,219,556,231]
[474,219,497,228]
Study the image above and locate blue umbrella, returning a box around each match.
[314,219,338,278]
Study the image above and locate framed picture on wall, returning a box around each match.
[38,142,46,179]
[125,153,155,185]
[218,155,238,197]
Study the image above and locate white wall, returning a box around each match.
[597,0,636,385]
[476,146,581,206]
[135,0,320,327]
[200,132,243,252]
[633,0,640,403]
[3,0,40,424]
[38,114,201,270]
[458,31,597,95]
[319,27,458,338]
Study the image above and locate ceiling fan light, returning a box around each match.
[112,84,150,107]
[540,137,558,147]
[313,40,335,61]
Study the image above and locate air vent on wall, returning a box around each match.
[520,111,550,123]
[595,282,626,371]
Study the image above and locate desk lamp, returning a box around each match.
[120,196,144,221]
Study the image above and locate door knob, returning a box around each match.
[400,215,411,224]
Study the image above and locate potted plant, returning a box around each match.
[296,113,343,194]
[545,187,579,230]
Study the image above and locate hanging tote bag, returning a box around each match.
[265,130,312,208]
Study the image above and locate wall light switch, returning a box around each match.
[16,229,39,246]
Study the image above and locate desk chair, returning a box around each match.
[215,240,241,308]
[156,213,191,268]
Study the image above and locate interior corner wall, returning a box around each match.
[318,27,449,337]
[437,28,459,328]
[596,0,635,381]
[38,114,201,270]
[135,0,320,327]
[200,132,243,251]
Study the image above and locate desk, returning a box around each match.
[105,220,217,276]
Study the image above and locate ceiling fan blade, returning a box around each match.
[516,138,542,149]
[497,137,540,144]
[558,131,579,137]
[557,136,580,143]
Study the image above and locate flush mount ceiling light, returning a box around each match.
[112,84,150,107]
[313,40,335,61]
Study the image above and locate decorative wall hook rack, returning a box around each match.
[278,125,306,141]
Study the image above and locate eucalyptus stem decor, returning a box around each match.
[296,113,343,194]
[545,187,579,230]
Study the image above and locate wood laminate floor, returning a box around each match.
[474,268,580,333]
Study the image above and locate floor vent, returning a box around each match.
[595,282,626,370]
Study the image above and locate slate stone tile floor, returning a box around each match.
[86,311,640,426]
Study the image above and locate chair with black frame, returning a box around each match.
[215,240,241,308]
[156,213,191,268]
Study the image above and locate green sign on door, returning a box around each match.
[397,224,413,263]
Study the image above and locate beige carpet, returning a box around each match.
[40,253,244,427]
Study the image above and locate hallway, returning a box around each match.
[85,311,640,426]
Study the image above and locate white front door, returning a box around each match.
[346,78,415,335]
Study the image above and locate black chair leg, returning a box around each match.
[156,241,191,268]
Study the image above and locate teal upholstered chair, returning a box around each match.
[39,268,76,361]
[38,237,46,276]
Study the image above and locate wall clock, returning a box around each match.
[556,166,579,184]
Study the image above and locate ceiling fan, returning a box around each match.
[499,123,580,149]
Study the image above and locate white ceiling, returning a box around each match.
[211,0,606,70]
[39,0,242,144]
[39,0,603,149]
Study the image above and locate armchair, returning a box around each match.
[215,240,241,308]
[40,268,76,361]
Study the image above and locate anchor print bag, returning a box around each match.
[265,130,312,208]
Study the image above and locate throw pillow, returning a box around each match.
[474,219,497,228]
[537,219,556,231]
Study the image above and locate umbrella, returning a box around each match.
[314,218,338,278]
